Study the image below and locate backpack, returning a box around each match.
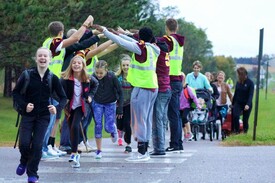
[13,69,53,115]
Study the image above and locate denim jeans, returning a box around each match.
[168,81,183,149]
[152,89,172,153]
[42,98,58,152]
[60,117,71,147]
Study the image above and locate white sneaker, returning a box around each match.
[125,152,150,162]
[53,146,66,156]
[95,150,102,159]
[86,140,96,152]
[41,151,58,161]
[47,145,59,156]
[78,141,92,153]
[198,113,205,122]
[69,154,80,168]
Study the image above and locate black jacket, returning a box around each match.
[12,68,67,116]
[93,71,123,114]
[61,75,98,117]
[233,78,254,107]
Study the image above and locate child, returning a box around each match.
[179,73,201,141]
[13,47,67,183]
[60,54,98,168]
[115,54,133,153]
[92,60,123,159]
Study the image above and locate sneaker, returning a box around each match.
[86,140,96,152]
[47,145,59,156]
[111,132,118,143]
[124,145,132,153]
[149,151,166,156]
[53,146,66,156]
[118,138,123,146]
[78,141,92,153]
[192,112,198,122]
[68,154,80,168]
[41,151,59,161]
[198,113,206,122]
[16,164,26,176]
[59,146,72,154]
[95,150,102,159]
[165,147,181,153]
[125,152,150,162]
[28,176,38,183]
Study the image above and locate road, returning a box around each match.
[1,135,275,183]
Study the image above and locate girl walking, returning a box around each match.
[60,54,98,168]
[92,60,123,159]
[115,54,133,153]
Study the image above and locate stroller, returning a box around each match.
[189,89,217,141]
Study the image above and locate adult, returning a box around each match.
[232,67,254,133]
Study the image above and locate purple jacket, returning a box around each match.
[179,86,200,110]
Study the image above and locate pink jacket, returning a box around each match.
[179,86,200,110]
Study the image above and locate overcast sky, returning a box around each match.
[159,0,275,58]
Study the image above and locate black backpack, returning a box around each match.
[13,69,53,148]
[13,69,53,115]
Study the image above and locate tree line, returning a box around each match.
[0,0,236,97]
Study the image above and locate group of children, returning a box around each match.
[13,15,204,183]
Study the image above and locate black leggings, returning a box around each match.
[232,103,252,133]
[116,104,132,144]
[68,107,83,153]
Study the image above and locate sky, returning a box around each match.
[159,0,275,58]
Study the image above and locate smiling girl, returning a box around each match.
[60,54,98,168]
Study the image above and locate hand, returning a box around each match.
[97,34,105,39]
[92,29,101,35]
[26,103,34,113]
[48,105,57,114]
[92,24,104,33]
[244,105,249,111]
[108,28,119,35]
[87,96,92,103]
[116,114,123,119]
[117,26,126,34]
[86,15,94,26]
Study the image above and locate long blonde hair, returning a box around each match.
[61,55,90,82]
[115,54,131,76]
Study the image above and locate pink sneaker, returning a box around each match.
[118,138,123,146]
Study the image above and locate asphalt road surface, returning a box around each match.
[1,134,275,183]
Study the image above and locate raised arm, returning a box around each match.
[94,25,141,55]
[62,15,94,48]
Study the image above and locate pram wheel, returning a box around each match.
[193,125,200,141]
[209,122,213,141]
[215,123,219,140]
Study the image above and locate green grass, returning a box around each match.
[1,86,275,147]
[221,88,275,146]
[0,96,109,147]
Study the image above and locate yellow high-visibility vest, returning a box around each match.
[42,37,65,78]
[127,45,158,88]
[169,36,184,76]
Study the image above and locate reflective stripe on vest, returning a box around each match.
[127,44,158,88]
[169,36,184,75]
